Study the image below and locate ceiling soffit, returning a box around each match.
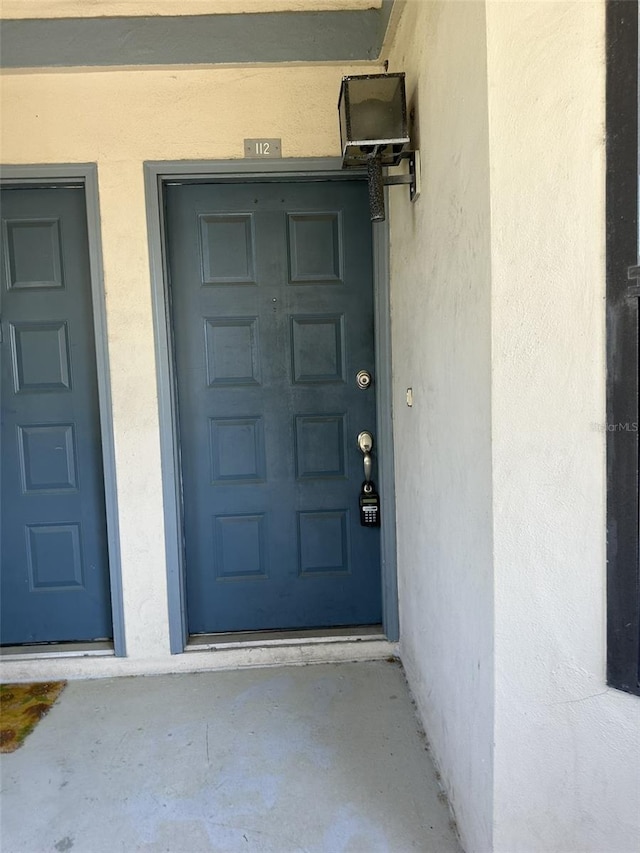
[0,1,394,68]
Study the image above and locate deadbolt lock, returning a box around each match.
[356,370,372,390]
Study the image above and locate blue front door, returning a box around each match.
[166,179,381,633]
[0,186,112,644]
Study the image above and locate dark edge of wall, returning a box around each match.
[605,0,640,696]
[0,1,394,68]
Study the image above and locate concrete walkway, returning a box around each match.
[0,661,462,853]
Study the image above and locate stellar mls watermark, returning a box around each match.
[591,421,639,432]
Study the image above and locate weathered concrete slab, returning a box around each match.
[0,661,461,852]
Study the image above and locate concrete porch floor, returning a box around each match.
[0,660,462,853]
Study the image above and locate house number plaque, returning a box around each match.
[244,138,282,158]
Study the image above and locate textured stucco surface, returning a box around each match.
[386,1,640,852]
[0,0,381,18]
[486,3,640,851]
[386,3,495,852]
[0,63,382,667]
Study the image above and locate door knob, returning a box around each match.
[357,431,374,484]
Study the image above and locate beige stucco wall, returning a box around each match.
[0,1,380,17]
[386,2,495,851]
[0,63,382,663]
[388,1,640,851]
[486,2,640,851]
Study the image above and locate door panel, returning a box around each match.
[0,186,112,644]
[166,180,381,634]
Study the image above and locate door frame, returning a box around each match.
[0,163,125,656]
[144,158,398,653]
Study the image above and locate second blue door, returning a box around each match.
[166,180,381,633]
[0,186,112,644]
